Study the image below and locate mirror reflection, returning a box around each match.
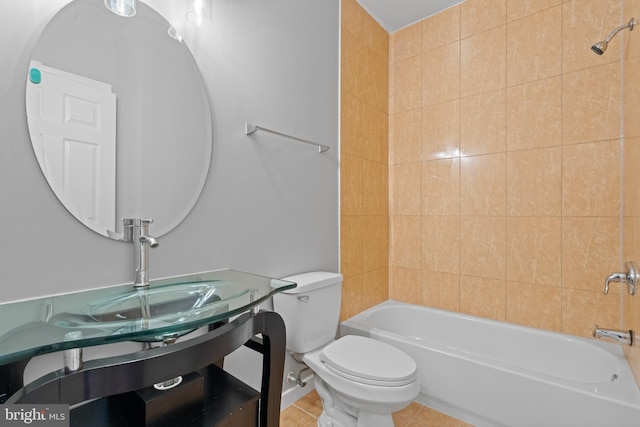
[26,0,212,239]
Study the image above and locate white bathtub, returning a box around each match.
[340,300,640,427]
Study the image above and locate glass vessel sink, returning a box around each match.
[0,269,296,365]
[51,281,247,341]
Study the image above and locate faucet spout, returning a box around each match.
[593,325,633,346]
[140,235,159,248]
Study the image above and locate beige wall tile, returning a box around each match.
[506,6,561,86]
[506,0,562,22]
[461,25,506,97]
[623,217,640,266]
[625,0,640,59]
[390,267,422,304]
[506,217,562,286]
[341,38,387,114]
[363,267,389,309]
[340,215,364,278]
[460,89,506,157]
[422,42,461,106]
[562,0,621,74]
[390,55,422,114]
[461,0,506,39]
[363,48,389,114]
[562,217,619,293]
[340,0,389,324]
[626,291,640,340]
[460,276,506,320]
[562,140,620,217]
[422,5,461,52]
[362,160,388,215]
[341,29,361,100]
[421,100,460,160]
[391,22,421,64]
[390,109,421,164]
[340,91,366,158]
[363,101,389,164]
[363,216,388,272]
[460,153,506,216]
[506,147,561,216]
[422,158,460,216]
[391,162,421,215]
[460,216,506,279]
[390,216,421,269]
[562,288,619,337]
[422,270,460,312]
[340,273,364,321]
[506,77,562,151]
[625,57,640,138]
[342,0,388,61]
[562,63,621,145]
[625,287,640,333]
[422,216,460,274]
[340,153,363,216]
[506,281,561,331]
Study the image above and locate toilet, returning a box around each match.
[274,272,419,427]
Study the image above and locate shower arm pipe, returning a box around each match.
[604,18,636,43]
[244,123,330,153]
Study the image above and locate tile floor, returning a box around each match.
[279,390,473,427]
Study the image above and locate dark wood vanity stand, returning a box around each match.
[0,269,294,427]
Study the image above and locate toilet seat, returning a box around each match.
[320,335,417,387]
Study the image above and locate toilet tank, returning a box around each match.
[273,272,343,354]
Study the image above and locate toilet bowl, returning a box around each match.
[274,272,419,427]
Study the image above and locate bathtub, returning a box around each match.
[340,300,640,427]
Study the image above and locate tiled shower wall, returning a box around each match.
[340,0,390,320]
[341,0,640,374]
[388,0,639,336]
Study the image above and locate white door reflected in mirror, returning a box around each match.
[27,61,117,236]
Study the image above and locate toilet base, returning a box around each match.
[315,376,395,427]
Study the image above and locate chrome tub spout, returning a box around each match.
[593,325,633,346]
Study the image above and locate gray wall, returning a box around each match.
[0,0,340,303]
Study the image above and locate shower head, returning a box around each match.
[591,41,607,55]
[591,17,636,55]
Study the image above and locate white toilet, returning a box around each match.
[274,272,419,427]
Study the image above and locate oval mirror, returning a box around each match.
[26,0,212,239]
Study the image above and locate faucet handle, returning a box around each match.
[604,261,639,295]
[122,218,155,242]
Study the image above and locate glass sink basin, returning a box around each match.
[0,269,296,365]
[51,281,246,341]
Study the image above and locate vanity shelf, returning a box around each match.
[71,363,261,426]
[0,269,295,427]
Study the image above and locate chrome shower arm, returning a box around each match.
[604,18,636,43]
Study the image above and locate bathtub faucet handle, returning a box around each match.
[604,261,639,295]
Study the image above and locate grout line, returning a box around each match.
[291,404,319,420]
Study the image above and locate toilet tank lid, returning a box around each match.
[280,271,343,294]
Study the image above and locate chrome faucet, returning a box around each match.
[604,261,639,295]
[123,218,159,289]
[593,325,633,346]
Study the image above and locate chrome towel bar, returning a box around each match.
[244,123,330,153]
